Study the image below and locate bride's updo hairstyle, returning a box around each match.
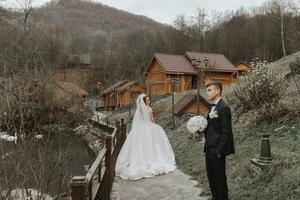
[143,95,149,104]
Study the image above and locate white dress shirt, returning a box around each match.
[213,97,222,105]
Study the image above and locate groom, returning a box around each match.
[204,82,235,200]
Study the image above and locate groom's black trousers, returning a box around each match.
[205,150,228,200]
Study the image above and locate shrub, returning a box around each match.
[230,60,288,112]
[289,57,300,94]
[289,57,300,74]
[252,103,299,124]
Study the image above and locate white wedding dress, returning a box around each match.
[115,94,176,180]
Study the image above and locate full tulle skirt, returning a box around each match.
[115,121,176,180]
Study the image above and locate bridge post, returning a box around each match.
[70,176,88,200]
[105,136,112,167]
[105,130,113,200]
[114,121,121,175]
[116,120,121,139]
[121,118,126,144]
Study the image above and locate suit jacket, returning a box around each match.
[204,98,235,157]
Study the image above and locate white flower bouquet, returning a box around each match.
[186,115,208,143]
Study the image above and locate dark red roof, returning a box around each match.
[173,94,209,116]
[102,80,129,95]
[185,51,236,72]
[117,80,139,92]
[56,81,89,97]
[146,53,197,74]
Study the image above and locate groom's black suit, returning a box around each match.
[204,98,235,200]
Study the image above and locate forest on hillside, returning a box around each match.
[173,0,300,63]
[0,0,300,86]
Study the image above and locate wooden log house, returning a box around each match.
[185,51,237,85]
[27,80,89,108]
[145,51,237,95]
[102,80,129,108]
[102,80,142,108]
[54,81,89,107]
[117,80,142,107]
[144,53,196,95]
[235,62,249,76]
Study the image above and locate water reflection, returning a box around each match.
[0,132,96,197]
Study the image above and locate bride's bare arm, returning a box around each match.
[150,111,155,123]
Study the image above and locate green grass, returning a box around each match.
[146,89,300,200]
[108,88,300,199]
[159,114,300,200]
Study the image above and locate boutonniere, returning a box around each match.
[209,106,218,119]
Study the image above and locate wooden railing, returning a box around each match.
[69,119,126,200]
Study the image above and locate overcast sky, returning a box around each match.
[1,0,295,24]
[98,0,265,24]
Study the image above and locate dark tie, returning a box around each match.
[209,104,216,113]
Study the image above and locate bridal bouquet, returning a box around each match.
[186,115,208,142]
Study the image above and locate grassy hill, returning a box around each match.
[149,86,300,199]
[110,82,300,199]
[273,50,300,77]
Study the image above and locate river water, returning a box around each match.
[47,132,95,196]
[0,131,96,197]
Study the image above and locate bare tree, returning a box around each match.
[190,8,209,51]
[263,0,299,57]
[0,1,73,198]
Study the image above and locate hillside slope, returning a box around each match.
[110,83,299,199]
[25,0,181,85]
[273,50,300,76]
[149,88,300,199]
[32,0,168,34]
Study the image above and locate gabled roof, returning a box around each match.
[102,80,129,95]
[235,62,249,71]
[145,53,197,75]
[185,51,236,72]
[56,81,89,97]
[117,80,139,92]
[173,94,209,116]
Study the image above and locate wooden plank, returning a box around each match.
[88,119,115,132]
[86,149,107,181]
[110,127,117,138]
[92,181,100,200]
[71,119,126,200]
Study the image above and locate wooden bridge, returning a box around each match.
[69,119,126,200]
[68,118,205,200]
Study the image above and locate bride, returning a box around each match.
[115,93,176,180]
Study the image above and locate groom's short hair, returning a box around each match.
[206,82,223,94]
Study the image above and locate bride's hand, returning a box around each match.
[196,132,204,139]
[151,118,156,123]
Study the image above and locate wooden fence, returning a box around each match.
[69,119,126,200]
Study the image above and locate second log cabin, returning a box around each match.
[102,80,142,108]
